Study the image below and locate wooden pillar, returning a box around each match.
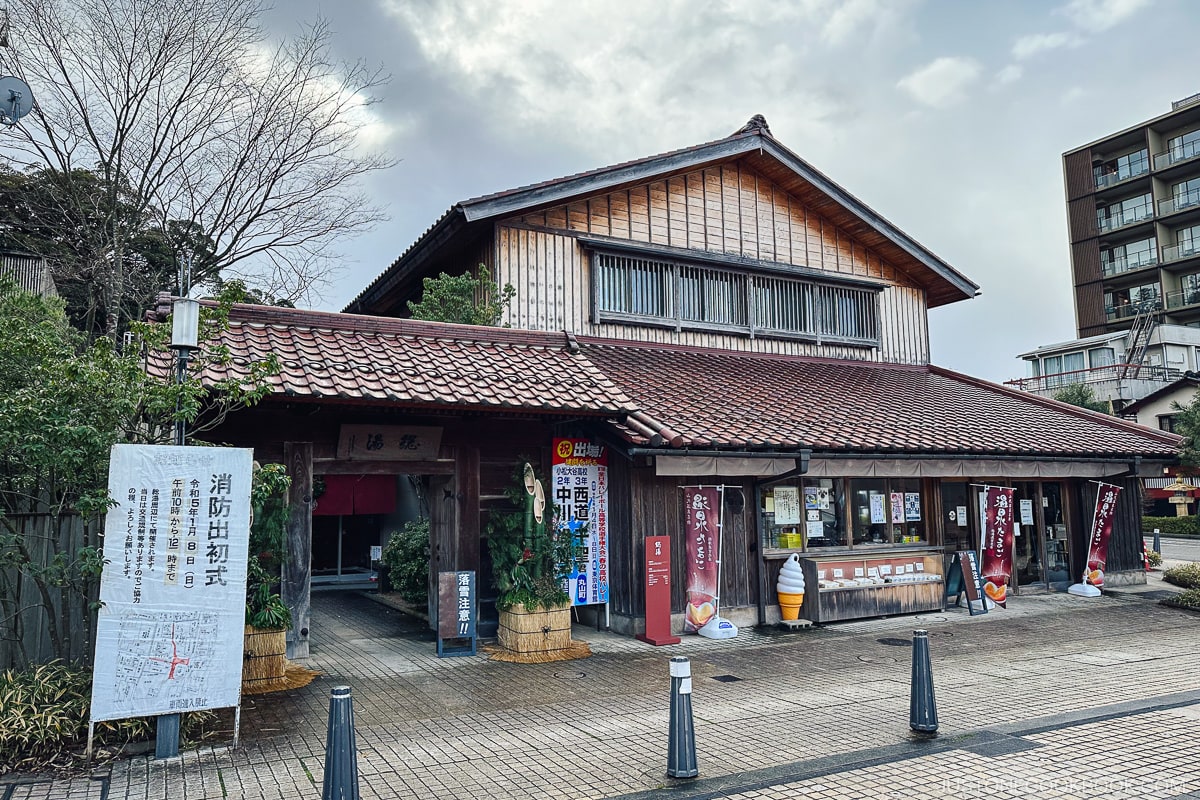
[283,442,313,660]
[457,445,481,574]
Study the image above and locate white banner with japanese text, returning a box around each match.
[552,438,609,606]
[90,445,253,722]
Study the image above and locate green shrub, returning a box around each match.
[1141,516,1200,536]
[1165,587,1200,609]
[246,463,292,629]
[0,661,215,771]
[1163,563,1200,590]
[1147,550,1163,568]
[486,461,583,611]
[382,519,430,604]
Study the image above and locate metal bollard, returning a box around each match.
[1153,528,1161,558]
[909,630,938,734]
[323,686,360,800]
[666,656,698,778]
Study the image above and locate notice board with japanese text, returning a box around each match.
[90,445,252,722]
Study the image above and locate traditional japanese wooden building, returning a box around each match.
[190,116,1180,648]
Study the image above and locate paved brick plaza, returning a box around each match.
[4,588,1199,799]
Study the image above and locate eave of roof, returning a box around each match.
[578,337,1181,459]
[1120,373,1200,416]
[178,302,638,417]
[346,120,980,314]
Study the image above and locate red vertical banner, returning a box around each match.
[979,487,1015,607]
[1084,484,1122,587]
[683,486,722,633]
[636,536,680,646]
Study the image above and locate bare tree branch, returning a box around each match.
[0,0,393,329]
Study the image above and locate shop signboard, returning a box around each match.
[946,550,987,615]
[1084,483,1122,588]
[91,445,252,723]
[979,487,1015,607]
[636,536,680,645]
[683,486,722,633]
[337,424,442,460]
[551,438,609,606]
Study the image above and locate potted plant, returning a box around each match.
[488,462,584,657]
[242,464,293,692]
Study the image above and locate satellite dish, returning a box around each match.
[0,76,33,125]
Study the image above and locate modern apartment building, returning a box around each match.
[1065,93,1200,338]
[1009,94,1200,409]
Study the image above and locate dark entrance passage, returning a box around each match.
[312,474,423,590]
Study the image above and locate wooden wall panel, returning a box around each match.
[1075,282,1107,336]
[1076,478,1143,574]
[621,470,757,618]
[1067,197,1098,243]
[1071,239,1102,285]
[518,161,922,284]
[496,225,930,364]
[1063,150,1095,202]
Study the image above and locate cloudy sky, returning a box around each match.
[265,0,1198,383]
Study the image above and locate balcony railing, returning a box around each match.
[1162,240,1200,264]
[1106,298,1162,321]
[1101,253,1157,276]
[1166,288,1200,309]
[1005,363,1181,393]
[1153,138,1200,170]
[1097,202,1154,231]
[1093,162,1149,189]
[1159,189,1200,216]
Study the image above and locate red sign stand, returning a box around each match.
[637,536,680,645]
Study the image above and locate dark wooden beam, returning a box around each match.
[457,445,481,574]
[283,442,313,660]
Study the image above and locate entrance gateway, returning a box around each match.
[940,481,1073,594]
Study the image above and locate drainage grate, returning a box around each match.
[711,674,742,682]
[876,637,913,647]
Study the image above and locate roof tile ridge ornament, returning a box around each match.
[563,329,581,354]
[732,114,771,137]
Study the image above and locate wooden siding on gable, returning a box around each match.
[519,163,915,282]
[495,160,931,363]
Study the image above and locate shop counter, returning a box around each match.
[789,549,944,623]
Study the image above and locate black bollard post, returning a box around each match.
[666,656,698,778]
[1152,527,1161,558]
[909,629,938,734]
[323,686,360,800]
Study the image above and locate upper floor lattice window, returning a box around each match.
[593,251,880,346]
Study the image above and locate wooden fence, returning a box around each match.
[0,513,101,670]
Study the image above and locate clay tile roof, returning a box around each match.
[580,339,1182,458]
[187,303,637,416]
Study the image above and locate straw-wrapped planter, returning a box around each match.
[242,625,287,688]
[498,603,572,653]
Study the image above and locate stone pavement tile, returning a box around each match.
[707,704,1200,800]
[8,591,1200,799]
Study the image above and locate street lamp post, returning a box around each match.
[170,297,200,446]
[156,296,200,760]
